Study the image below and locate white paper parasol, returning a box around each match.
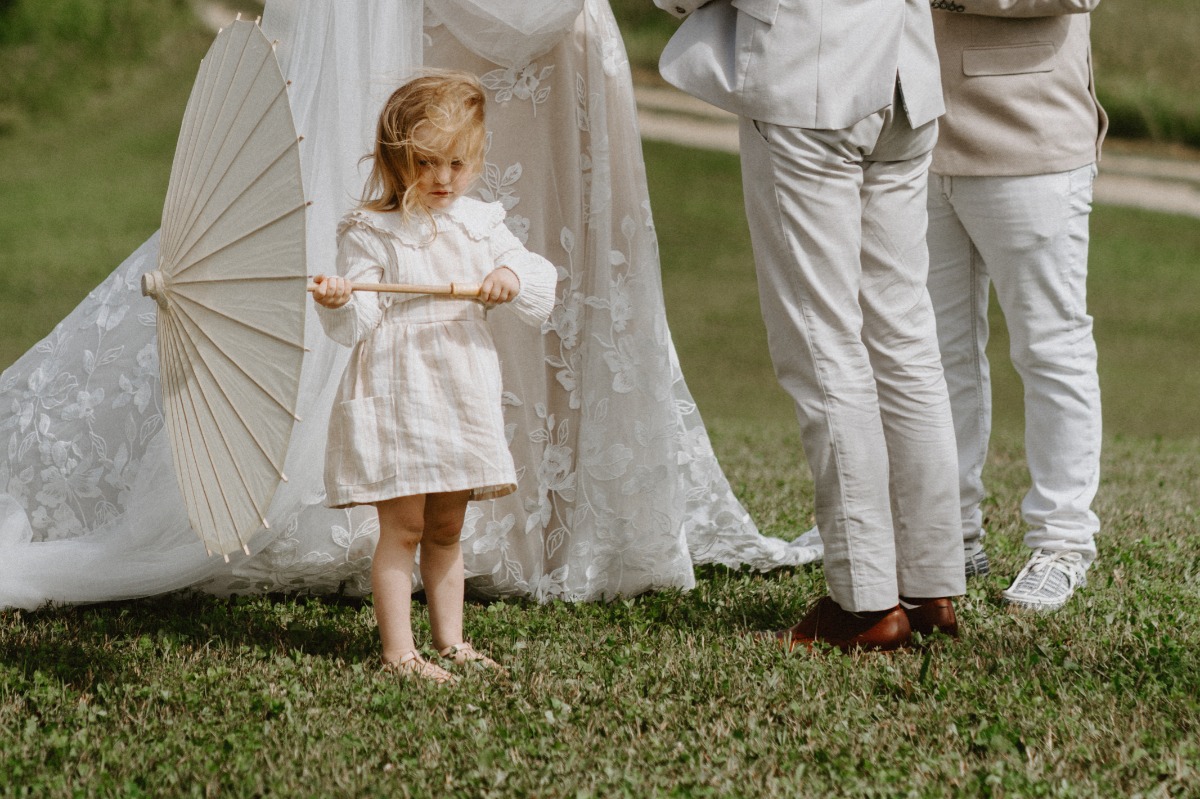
[140,17,307,559]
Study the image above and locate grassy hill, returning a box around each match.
[0,0,200,134]
[0,1,212,364]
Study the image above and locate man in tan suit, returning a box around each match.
[656,0,965,649]
[926,0,1107,610]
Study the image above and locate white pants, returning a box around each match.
[738,97,965,612]
[926,166,1101,567]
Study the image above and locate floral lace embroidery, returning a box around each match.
[481,63,555,115]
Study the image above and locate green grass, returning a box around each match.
[0,0,197,134]
[4,10,1200,798]
[1090,0,1200,147]
[2,429,1198,797]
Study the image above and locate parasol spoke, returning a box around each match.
[166,83,297,268]
[170,25,267,256]
[170,198,306,281]
[163,31,224,258]
[170,289,309,351]
[159,316,230,554]
[169,294,302,426]
[167,312,273,553]
[168,300,297,472]
[166,22,247,260]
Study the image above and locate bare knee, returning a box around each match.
[376,496,425,550]
[421,491,470,548]
[381,523,423,551]
[421,515,462,549]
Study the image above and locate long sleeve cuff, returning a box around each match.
[315,295,379,347]
[503,250,559,326]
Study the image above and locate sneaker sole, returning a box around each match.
[1000,589,1079,613]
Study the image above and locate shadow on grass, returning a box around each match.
[614,562,827,635]
[0,591,377,690]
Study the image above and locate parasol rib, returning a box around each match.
[171,197,305,281]
[160,315,231,555]
[171,291,308,352]
[169,29,268,261]
[165,323,237,556]
[169,312,273,550]
[170,297,302,427]
[164,32,225,258]
[167,85,295,268]
[169,301,299,470]
[169,22,250,257]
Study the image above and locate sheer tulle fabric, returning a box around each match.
[0,0,819,611]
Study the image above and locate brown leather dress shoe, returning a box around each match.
[900,596,959,639]
[772,596,912,652]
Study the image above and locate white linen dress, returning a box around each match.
[316,198,557,508]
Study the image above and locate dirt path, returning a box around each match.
[635,85,1200,220]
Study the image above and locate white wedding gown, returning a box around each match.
[0,0,819,611]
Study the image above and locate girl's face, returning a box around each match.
[410,129,475,211]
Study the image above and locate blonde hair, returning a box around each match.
[361,71,487,220]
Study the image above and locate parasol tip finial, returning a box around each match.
[141,271,170,310]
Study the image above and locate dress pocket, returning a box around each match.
[962,43,1055,77]
[328,395,399,487]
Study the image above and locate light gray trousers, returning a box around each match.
[738,96,966,611]
[927,166,1101,567]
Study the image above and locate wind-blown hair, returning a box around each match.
[360,71,487,220]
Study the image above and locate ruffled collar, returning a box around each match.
[339,197,505,248]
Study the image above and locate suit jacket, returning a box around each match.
[930,0,1107,176]
[655,0,944,130]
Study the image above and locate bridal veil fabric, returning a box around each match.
[0,0,819,611]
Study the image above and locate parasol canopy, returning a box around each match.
[141,16,307,559]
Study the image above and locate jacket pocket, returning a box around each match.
[731,0,779,24]
[962,43,1055,77]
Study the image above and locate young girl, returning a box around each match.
[310,72,557,683]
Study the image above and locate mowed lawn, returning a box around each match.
[3,23,1200,799]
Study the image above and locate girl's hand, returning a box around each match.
[479,266,520,305]
[311,275,353,309]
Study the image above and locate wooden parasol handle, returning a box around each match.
[306,280,481,298]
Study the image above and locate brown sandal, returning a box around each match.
[438,642,507,674]
[383,650,457,685]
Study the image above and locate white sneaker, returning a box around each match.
[1001,548,1087,612]
[965,542,990,579]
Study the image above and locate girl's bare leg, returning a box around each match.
[373,494,426,664]
[419,490,471,650]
